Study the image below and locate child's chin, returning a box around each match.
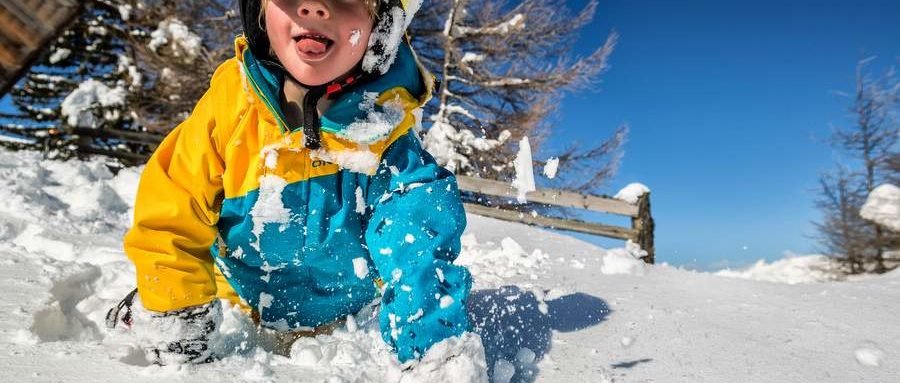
[284,63,337,87]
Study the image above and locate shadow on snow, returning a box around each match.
[467,286,611,383]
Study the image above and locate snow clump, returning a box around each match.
[511,136,536,203]
[543,157,559,179]
[715,253,844,284]
[60,79,126,128]
[860,184,900,231]
[600,240,649,275]
[614,183,650,204]
[148,18,203,63]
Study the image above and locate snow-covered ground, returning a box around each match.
[0,150,898,382]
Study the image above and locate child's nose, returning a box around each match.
[298,1,330,19]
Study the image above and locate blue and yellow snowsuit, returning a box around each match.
[124,36,471,362]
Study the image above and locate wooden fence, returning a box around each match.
[457,175,655,264]
[0,0,82,96]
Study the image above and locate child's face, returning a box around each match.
[266,0,374,86]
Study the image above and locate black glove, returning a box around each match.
[106,288,221,365]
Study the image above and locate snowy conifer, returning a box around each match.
[816,59,899,274]
[410,0,625,193]
[0,1,134,160]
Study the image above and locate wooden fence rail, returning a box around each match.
[456,175,655,264]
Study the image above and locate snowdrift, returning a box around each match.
[0,150,897,382]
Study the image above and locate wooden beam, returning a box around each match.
[0,1,82,96]
[631,193,655,264]
[0,7,41,49]
[0,38,19,69]
[463,203,638,240]
[456,175,639,217]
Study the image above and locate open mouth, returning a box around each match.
[293,32,335,60]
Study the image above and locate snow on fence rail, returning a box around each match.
[456,175,655,264]
[0,0,82,96]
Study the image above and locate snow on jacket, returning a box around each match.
[124,35,471,362]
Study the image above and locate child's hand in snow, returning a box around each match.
[106,289,222,365]
[398,333,489,383]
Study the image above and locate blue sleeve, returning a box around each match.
[364,130,472,362]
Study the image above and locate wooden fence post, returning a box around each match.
[632,193,655,264]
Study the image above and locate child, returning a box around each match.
[106,0,473,366]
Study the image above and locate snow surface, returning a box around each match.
[860,184,900,232]
[715,253,846,284]
[613,183,650,204]
[0,149,899,382]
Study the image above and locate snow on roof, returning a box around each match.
[860,184,900,232]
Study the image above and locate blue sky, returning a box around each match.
[549,0,900,269]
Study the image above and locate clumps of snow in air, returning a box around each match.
[48,48,71,64]
[335,92,406,144]
[714,253,845,284]
[860,184,900,232]
[249,175,292,247]
[614,182,650,204]
[60,79,126,128]
[511,136,536,203]
[543,157,559,179]
[148,18,203,63]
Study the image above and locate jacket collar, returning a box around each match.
[234,35,432,143]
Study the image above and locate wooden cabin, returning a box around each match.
[0,0,81,96]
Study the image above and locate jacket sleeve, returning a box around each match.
[124,62,235,313]
[364,129,471,362]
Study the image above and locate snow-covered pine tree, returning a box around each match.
[113,0,240,134]
[0,0,135,160]
[1,1,240,164]
[409,0,625,193]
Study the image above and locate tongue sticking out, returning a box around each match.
[297,38,328,54]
